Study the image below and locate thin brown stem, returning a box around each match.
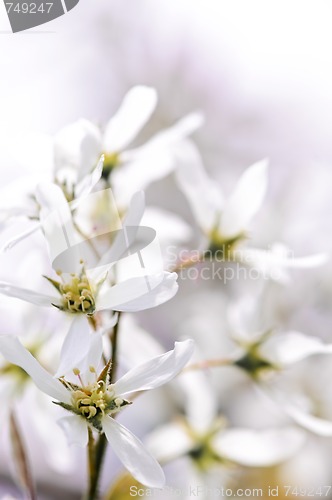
[9,410,36,500]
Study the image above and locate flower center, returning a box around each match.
[208,230,244,259]
[57,272,95,314]
[71,380,122,419]
[102,152,120,179]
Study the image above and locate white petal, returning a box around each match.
[284,405,332,437]
[36,181,69,217]
[146,423,194,462]
[174,140,222,232]
[220,159,268,239]
[55,316,93,377]
[113,113,204,206]
[212,427,305,466]
[36,182,77,266]
[79,333,104,384]
[96,272,178,312]
[102,416,165,488]
[74,154,104,200]
[124,111,204,159]
[0,336,70,403]
[179,370,217,434]
[236,245,328,282]
[103,86,157,153]
[227,295,266,344]
[0,282,56,307]
[58,415,88,447]
[0,223,41,252]
[118,314,164,370]
[142,207,193,244]
[113,339,194,396]
[115,272,178,312]
[96,191,146,271]
[259,332,332,367]
[54,119,101,180]
[122,191,146,227]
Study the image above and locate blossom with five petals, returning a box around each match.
[0,335,194,488]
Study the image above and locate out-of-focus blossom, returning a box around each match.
[226,296,332,378]
[175,141,328,280]
[52,85,203,207]
[147,370,305,473]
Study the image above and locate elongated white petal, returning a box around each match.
[74,155,104,200]
[0,336,71,403]
[174,141,222,233]
[1,223,41,253]
[113,113,204,206]
[142,207,193,244]
[108,272,178,312]
[36,181,69,217]
[58,415,88,447]
[259,332,332,367]
[235,245,328,282]
[212,427,305,466]
[124,112,204,159]
[283,405,332,437]
[179,370,217,434]
[113,339,194,396]
[96,191,146,270]
[103,86,157,153]
[102,416,165,488]
[0,282,56,307]
[220,159,268,239]
[280,252,329,268]
[36,182,77,266]
[54,119,102,180]
[79,333,104,384]
[55,316,93,377]
[146,423,194,462]
[118,315,163,370]
[0,205,37,222]
[96,272,177,312]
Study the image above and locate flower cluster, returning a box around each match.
[0,85,331,499]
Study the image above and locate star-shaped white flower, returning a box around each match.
[147,370,305,470]
[0,335,194,488]
[54,86,203,207]
[0,183,179,373]
[1,86,202,252]
[227,296,332,377]
[175,141,327,279]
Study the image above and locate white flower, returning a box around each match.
[0,335,195,487]
[175,141,328,280]
[147,371,305,470]
[261,354,332,439]
[0,183,179,373]
[227,297,332,376]
[175,141,267,243]
[0,154,105,253]
[1,86,202,251]
[54,86,203,207]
